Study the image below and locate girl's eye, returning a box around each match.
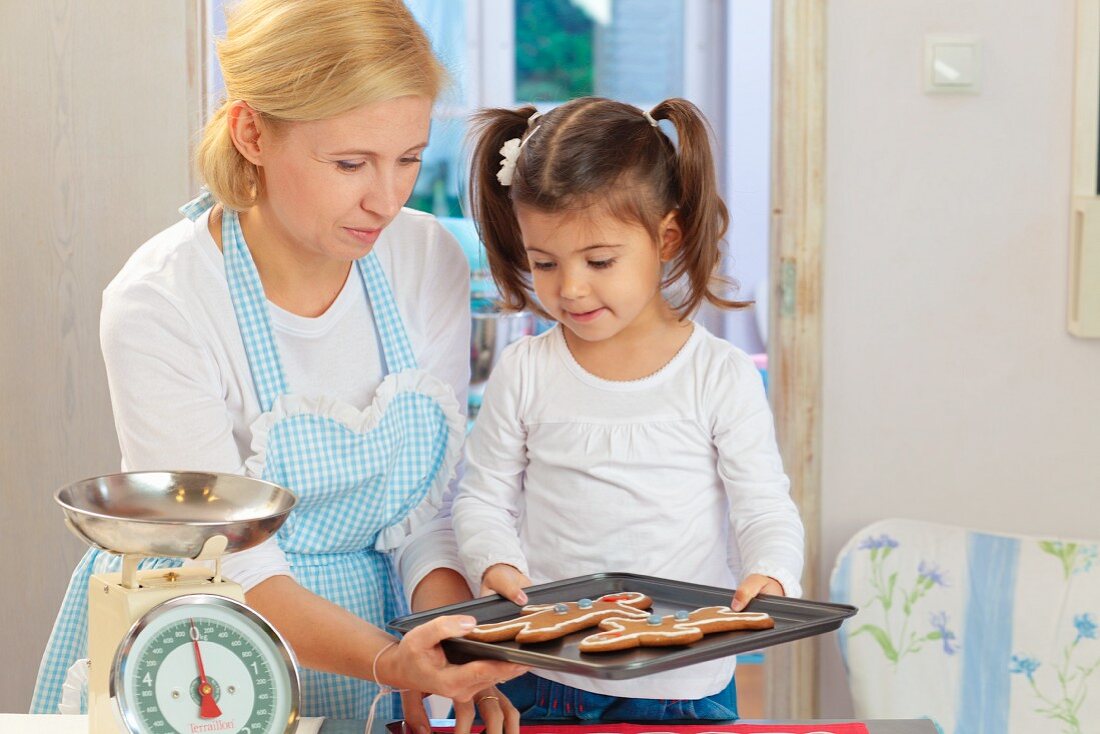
[531,261,556,271]
[400,156,423,166]
[589,259,616,269]
[336,160,364,172]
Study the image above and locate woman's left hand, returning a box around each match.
[454,685,520,734]
[398,685,520,734]
[731,573,785,611]
[398,690,432,734]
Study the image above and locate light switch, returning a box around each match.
[1070,197,1100,337]
[925,35,981,94]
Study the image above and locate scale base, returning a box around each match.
[87,567,244,734]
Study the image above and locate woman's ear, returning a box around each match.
[226,100,265,166]
[658,210,683,261]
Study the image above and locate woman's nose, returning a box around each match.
[360,171,403,220]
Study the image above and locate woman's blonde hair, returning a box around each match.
[197,0,446,210]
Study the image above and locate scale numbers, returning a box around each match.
[112,595,299,734]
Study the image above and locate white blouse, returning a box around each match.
[100,206,470,598]
[453,324,804,699]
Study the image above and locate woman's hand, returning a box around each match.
[731,573,785,611]
[398,690,433,734]
[379,615,527,702]
[454,684,521,734]
[480,564,532,605]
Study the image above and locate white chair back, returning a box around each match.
[830,518,1100,733]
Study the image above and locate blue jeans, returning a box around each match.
[493,672,739,722]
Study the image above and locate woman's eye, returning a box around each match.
[589,259,616,269]
[531,261,556,271]
[336,160,364,172]
[400,156,423,166]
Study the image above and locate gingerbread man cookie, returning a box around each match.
[578,605,774,652]
[466,592,653,644]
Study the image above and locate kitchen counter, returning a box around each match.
[0,714,939,734]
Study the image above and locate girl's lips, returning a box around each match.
[344,226,382,245]
[566,307,605,323]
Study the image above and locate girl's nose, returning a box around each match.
[560,267,589,300]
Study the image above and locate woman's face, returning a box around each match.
[255,95,432,262]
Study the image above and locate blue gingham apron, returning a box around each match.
[33,192,463,721]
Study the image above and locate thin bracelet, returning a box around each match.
[365,639,402,733]
[372,639,399,686]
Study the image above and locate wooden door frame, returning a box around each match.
[765,0,826,718]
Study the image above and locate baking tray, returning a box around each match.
[388,572,857,680]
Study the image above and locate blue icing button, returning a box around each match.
[553,603,569,614]
[647,614,663,625]
[674,610,691,621]
[578,598,594,609]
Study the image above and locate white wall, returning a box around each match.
[818,0,1100,715]
[0,2,198,713]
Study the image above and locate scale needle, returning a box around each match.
[189,619,223,719]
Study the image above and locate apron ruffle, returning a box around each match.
[244,368,465,553]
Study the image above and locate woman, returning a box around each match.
[32,1,523,731]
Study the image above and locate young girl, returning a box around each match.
[451,96,805,722]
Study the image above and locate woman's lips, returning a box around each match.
[344,226,382,246]
[565,307,605,323]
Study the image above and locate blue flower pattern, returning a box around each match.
[1008,544,1100,734]
[849,534,959,666]
[1010,654,1041,682]
[929,612,959,655]
[1074,613,1097,644]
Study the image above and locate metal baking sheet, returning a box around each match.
[387,572,857,680]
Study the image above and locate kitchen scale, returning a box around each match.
[56,471,301,734]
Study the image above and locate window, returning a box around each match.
[405,0,725,218]
[200,1,774,352]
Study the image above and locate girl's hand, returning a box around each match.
[480,564,533,605]
[454,684,521,734]
[380,616,528,703]
[731,574,785,611]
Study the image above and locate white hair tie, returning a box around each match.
[497,118,542,187]
[643,110,659,127]
[496,138,521,186]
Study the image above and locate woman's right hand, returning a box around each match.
[379,615,528,704]
[479,564,533,605]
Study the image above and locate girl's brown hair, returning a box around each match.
[468,96,748,317]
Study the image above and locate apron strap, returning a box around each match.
[178,191,419,405]
[180,190,288,410]
[356,254,418,374]
[221,208,290,411]
[179,189,216,221]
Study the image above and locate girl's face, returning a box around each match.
[516,204,681,343]
[251,95,432,261]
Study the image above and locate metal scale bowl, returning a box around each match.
[57,471,300,734]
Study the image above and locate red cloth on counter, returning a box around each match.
[427,724,869,734]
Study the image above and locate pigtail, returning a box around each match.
[468,106,539,312]
[650,99,749,314]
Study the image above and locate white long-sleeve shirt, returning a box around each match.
[100,206,470,597]
[452,324,804,700]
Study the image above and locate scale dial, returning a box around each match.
[112,594,299,734]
